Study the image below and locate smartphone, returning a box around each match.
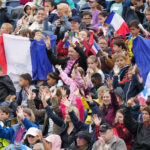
[60,20,65,24]
[69,32,75,37]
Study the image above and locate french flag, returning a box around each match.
[105,12,130,36]
[0,34,56,82]
[137,88,149,105]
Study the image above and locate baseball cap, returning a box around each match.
[24,127,39,139]
[99,123,112,132]
[69,16,81,23]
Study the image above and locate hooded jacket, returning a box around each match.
[0,75,16,102]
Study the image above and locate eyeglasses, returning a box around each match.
[83,17,92,20]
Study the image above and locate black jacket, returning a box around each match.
[0,8,13,27]
[124,107,150,150]
[0,75,16,102]
[143,21,150,32]
[113,74,143,103]
[46,44,87,76]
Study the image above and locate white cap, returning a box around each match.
[24,127,39,139]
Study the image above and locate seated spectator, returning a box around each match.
[17,73,36,107]
[44,3,71,36]
[0,107,39,144]
[44,0,58,24]
[110,0,124,16]
[69,131,93,149]
[29,8,46,31]
[113,65,144,103]
[124,102,150,149]
[19,28,33,38]
[0,23,13,34]
[87,55,105,83]
[113,109,133,149]
[100,79,120,125]
[80,11,93,29]
[0,66,16,103]
[112,53,130,81]
[0,0,13,28]
[143,7,150,32]
[23,127,40,149]
[16,2,36,32]
[87,0,101,25]
[45,36,87,76]
[92,123,127,150]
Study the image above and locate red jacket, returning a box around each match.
[57,40,68,56]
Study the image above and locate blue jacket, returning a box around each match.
[0,118,39,144]
[43,15,70,35]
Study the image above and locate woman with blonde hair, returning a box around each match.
[42,92,80,149]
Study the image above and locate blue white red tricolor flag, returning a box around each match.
[105,12,130,36]
[137,88,150,105]
[0,34,56,81]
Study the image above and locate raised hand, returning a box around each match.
[92,114,102,126]
[55,64,62,72]
[27,89,36,101]
[113,65,120,76]
[44,36,51,50]
[16,106,25,121]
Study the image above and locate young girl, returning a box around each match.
[17,73,36,107]
[47,72,63,91]
[98,11,114,38]
[16,2,36,32]
[79,30,100,56]
[56,64,84,105]
[87,55,105,83]
[113,109,133,150]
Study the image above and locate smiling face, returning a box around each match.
[115,56,126,69]
[103,91,111,106]
[68,46,79,60]
[27,135,39,145]
[36,9,45,24]
[143,110,150,123]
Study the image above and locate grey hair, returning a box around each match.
[33,143,45,150]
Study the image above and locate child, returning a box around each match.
[0,23,13,35]
[112,53,130,81]
[91,73,103,99]
[88,0,100,25]
[45,0,58,24]
[56,64,84,104]
[98,11,114,38]
[143,7,150,32]
[97,36,113,74]
[113,39,131,65]
[128,20,140,58]
[16,2,36,31]
[17,73,36,107]
[113,65,144,103]
[87,55,105,83]
[80,11,93,29]
[0,106,12,127]
[110,0,123,16]
[47,72,63,91]
[0,106,12,149]
[0,66,16,103]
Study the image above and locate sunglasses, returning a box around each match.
[28,135,35,138]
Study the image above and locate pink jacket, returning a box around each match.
[59,71,84,104]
